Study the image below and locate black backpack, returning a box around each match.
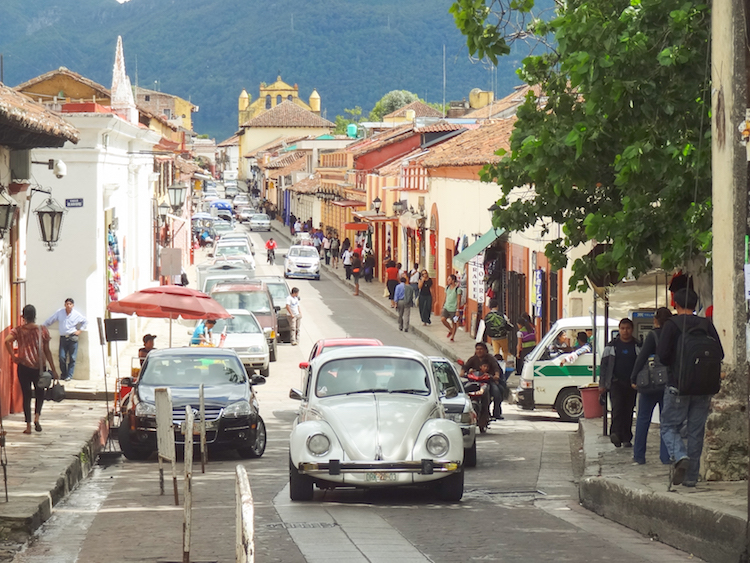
[673,319,722,396]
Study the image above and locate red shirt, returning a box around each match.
[10,324,50,370]
[265,240,277,250]
[353,247,363,258]
[386,267,399,281]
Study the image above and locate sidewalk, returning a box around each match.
[578,417,747,563]
[271,221,480,364]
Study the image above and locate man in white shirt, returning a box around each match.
[43,298,88,380]
[285,287,302,346]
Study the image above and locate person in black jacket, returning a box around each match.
[599,319,640,448]
[656,288,723,487]
[629,307,672,465]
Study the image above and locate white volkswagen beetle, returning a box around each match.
[289,346,465,501]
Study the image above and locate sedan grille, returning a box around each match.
[172,406,223,423]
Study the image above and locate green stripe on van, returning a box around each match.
[534,365,601,377]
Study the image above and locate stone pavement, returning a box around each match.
[578,416,748,563]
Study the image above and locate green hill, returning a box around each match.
[0,0,526,140]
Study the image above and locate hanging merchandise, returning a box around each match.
[430,232,437,256]
[107,227,121,302]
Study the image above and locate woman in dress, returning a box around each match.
[4,305,59,434]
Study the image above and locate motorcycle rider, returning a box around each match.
[265,237,277,264]
[460,342,505,420]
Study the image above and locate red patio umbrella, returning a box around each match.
[107,285,231,345]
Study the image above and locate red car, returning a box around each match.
[298,338,384,392]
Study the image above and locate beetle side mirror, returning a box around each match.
[251,374,266,386]
[299,361,309,370]
[289,388,304,401]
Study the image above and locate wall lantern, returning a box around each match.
[373,197,382,213]
[158,201,170,222]
[0,190,17,239]
[392,200,404,215]
[34,197,66,251]
[167,183,187,212]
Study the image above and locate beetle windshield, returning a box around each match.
[315,357,430,397]
[140,355,247,386]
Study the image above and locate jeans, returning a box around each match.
[489,381,504,417]
[17,363,44,423]
[59,335,78,379]
[633,389,670,464]
[609,379,637,443]
[344,265,352,280]
[660,387,712,483]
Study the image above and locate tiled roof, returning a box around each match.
[241,100,334,128]
[265,150,305,170]
[384,100,443,119]
[0,84,79,143]
[416,121,467,134]
[378,148,428,177]
[348,124,416,157]
[15,67,110,99]
[420,119,516,168]
[463,85,542,119]
[288,175,320,194]
[266,151,308,177]
[217,134,240,147]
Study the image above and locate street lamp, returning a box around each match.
[392,200,404,215]
[373,197,382,213]
[158,201,170,223]
[34,197,66,251]
[167,183,187,213]
[0,190,17,239]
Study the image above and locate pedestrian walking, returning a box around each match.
[330,236,340,269]
[385,261,399,307]
[363,253,375,282]
[408,263,420,305]
[515,313,536,374]
[351,253,362,296]
[394,276,415,332]
[286,287,302,346]
[294,218,302,233]
[483,300,512,357]
[657,288,724,486]
[630,307,672,466]
[599,318,640,449]
[43,297,87,381]
[5,305,59,433]
[342,247,354,280]
[322,235,331,265]
[440,275,462,341]
[418,270,433,325]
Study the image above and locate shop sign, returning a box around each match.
[534,268,544,317]
[469,252,485,302]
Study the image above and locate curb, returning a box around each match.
[0,416,108,542]
[271,223,464,362]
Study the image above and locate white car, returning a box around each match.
[288,346,465,501]
[248,213,271,231]
[216,231,254,254]
[212,242,256,269]
[284,245,320,280]
[209,309,270,377]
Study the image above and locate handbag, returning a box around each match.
[37,328,52,389]
[47,382,65,402]
[635,332,669,391]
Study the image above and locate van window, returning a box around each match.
[213,291,271,314]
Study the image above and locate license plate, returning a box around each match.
[365,472,397,482]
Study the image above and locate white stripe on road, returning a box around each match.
[273,485,431,563]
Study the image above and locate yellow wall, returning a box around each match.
[173,97,195,131]
[19,76,109,104]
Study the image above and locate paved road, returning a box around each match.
[12,229,699,563]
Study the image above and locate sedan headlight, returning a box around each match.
[223,400,253,418]
[426,433,450,457]
[135,401,156,417]
[446,413,462,423]
[247,345,265,354]
[306,433,331,456]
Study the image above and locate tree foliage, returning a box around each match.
[452,0,711,291]
[368,90,419,121]
[333,106,364,135]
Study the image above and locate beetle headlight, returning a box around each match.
[426,433,450,457]
[306,433,331,456]
[223,401,252,418]
[135,402,156,417]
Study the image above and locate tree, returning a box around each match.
[368,90,419,122]
[333,106,364,135]
[451,0,711,290]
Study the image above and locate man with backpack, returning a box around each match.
[657,288,724,487]
[483,299,512,358]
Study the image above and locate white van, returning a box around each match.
[516,316,619,421]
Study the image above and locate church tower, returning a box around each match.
[238,89,251,126]
[110,36,138,125]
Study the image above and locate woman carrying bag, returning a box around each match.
[4,305,59,433]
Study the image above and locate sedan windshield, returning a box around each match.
[212,314,262,334]
[140,356,247,386]
[315,357,429,397]
[289,247,319,258]
[213,291,272,314]
[216,245,250,257]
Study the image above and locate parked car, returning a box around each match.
[215,210,235,227]
[225,184,239,198]
[248,213,271,231]
[256,276,292,343]
[284,245,320,280]
[118,348,267,460]
[197,261,254,294]
[212,241,255,269]
[210,309,270,377]
[430,357,478,467]
[233,193,250,208]
[237,207,255,223]
[211,280,279,361]
[212,220,234,240]
[288,346,464,501]
[216,231,254,254]
[202,274,252,295]
[291,232,314,246]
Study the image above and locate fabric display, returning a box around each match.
[107,228,121,302]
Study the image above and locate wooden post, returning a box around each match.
[235,465,255,563]
[155,388,178,505]
[183,406,194,563]
[199,384,207,473]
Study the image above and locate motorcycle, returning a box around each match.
[457,360,491,433]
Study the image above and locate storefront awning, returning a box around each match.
[344,222,370,231]
[332,199,366,208]
[452,227,506,269]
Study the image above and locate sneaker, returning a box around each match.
[632,458,646,465]
[672,458,689,485]
[610,433,622,448]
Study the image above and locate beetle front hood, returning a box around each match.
[317,393,437,461]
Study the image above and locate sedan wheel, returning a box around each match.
[289,456,314,501]
[238,416,266,458]
[117,421,153,461]
[260,365,270,378]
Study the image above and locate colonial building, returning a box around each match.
[134,86,198,131]
[237,76,320,126]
